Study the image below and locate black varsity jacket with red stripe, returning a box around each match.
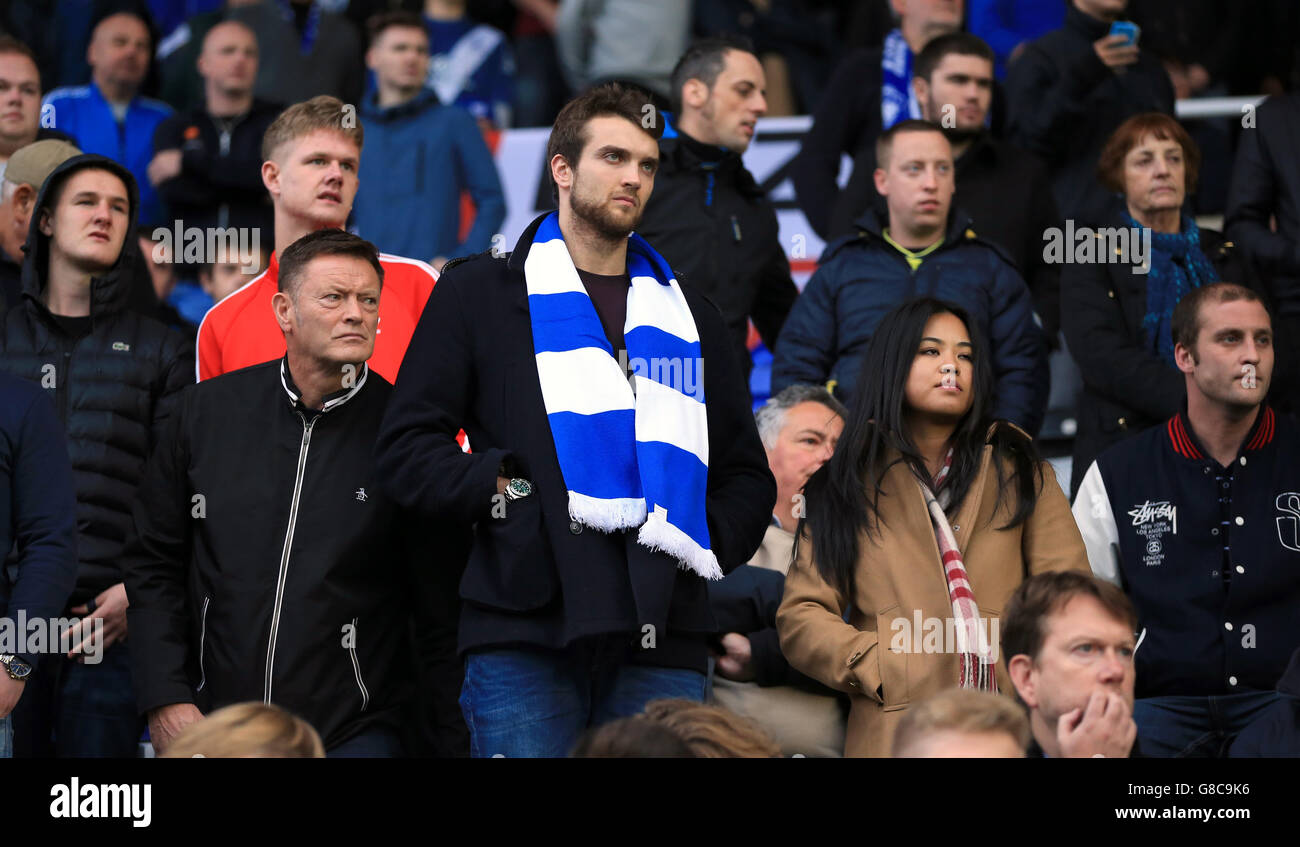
[1071,406,1300,698]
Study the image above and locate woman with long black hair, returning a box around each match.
[776,298,1089,757]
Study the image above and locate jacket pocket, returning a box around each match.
[875,603,910,711]
[196,596,211,693]
[346,616,370,713]
[459,492,558,612]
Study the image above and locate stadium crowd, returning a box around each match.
[2,0,1300,759]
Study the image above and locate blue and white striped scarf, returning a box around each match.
[524,213,720,580]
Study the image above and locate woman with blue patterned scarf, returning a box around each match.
[1061,113,1256,498]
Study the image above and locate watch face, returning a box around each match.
[508,478,532,499]
[8,659,31,679]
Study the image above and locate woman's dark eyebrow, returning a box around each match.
[920,337,973,346]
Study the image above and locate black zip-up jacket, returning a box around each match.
[151,99,281,238]
[1226,92,1300,415]
[1060,199,1254,497]
[0,155,193,606]
[376,214,775,672]
[636,128,798,378]
[126,360,465,750]
[1004,5,1175,220]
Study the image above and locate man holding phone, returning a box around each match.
[1004,0,1174,220]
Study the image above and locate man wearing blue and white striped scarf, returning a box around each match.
[377,83,775,757]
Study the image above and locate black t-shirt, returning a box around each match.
[50,313,93,340]
[576,268,630,362]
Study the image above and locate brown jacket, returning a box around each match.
[776,428,1089,758]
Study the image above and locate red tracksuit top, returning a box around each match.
[196,251,437,382]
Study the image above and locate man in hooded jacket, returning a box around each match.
[0,153,193,757]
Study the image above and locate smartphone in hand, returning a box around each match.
[1108,20,1141,47]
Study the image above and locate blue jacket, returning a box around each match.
[771,207,1047,435]
[967,0,1065,79]
[0,373,78,670]
[1074,407,1300,699]
[354,89,505,264]
[41,83,173,227]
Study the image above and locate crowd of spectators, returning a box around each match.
[2,0,1300,761]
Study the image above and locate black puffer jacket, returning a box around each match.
[0,155,193,606]
[636,127,798,379]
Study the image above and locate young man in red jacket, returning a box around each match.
[196,95,437,382]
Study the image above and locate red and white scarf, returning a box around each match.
[920,448,998,692]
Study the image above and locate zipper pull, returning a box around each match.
[731,215,741,243]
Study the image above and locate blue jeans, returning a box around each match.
[0,714,11,758]
[327,725,404,758]
[1134,691,1283,757]
[460,638,708,758]
[13,640,145,758]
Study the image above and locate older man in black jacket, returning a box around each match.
[636,36,797,385]
[127,230,465,757]
[377,84,774,758]
[1005,0,1175,220]
[1,154,192,758]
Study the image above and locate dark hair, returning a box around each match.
[366,11,427,47]
[797,298,1043,597]
[278,229,383,299]
[570,716,695,758]
[546,83,664,200]
[875,118,946,170]
[0,35,40,73]
[668,34,756,113]
[913,32,995,83]
[1000,571,1138,664]
[1098,112,1201,195]
[1171,282,1268,355]
[42,162,131,219]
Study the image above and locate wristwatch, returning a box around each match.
[0,654,33,681]
[503,478,533,502]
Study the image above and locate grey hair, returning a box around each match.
[754,384,847,450]
[0,179,17,205]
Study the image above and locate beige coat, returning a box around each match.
[776,432,1090,758]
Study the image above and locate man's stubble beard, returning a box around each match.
[570,179,642,242]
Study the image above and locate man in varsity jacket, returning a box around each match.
[1073,282,1300,757]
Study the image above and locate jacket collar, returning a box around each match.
[1167,406,1276,461]
[361,87,441,121]
[661,130,761,197]
[1066,3,1113,40]
[507,212,554,273]
[279,356,369,414]
[850,204,977,249]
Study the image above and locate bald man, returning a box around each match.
[150,21,279,250]
[42,12,174,226]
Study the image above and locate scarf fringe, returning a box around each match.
[638,511,723,581]
[568,491,647,532]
